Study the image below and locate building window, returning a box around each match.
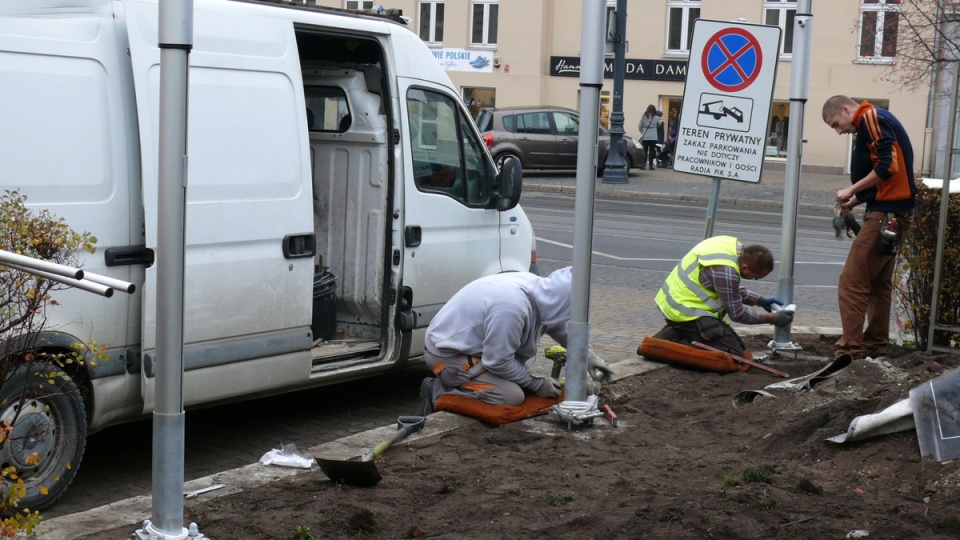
[345,1,374,9]
[858,0,900,63]
[767,102,790,157]
[764,0,796,57]
[419,1,444,44]
[666,0,701,55]
[470,0,498,47]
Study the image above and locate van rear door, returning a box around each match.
[398,78,504,333]
[123,0,314,410]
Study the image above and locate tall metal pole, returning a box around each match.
[602,0,628,184]
[773,0,812,348]
[926,62,959,352]
[134,0,201,538]
[567,0,606,403]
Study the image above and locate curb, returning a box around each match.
[524,182,828,213]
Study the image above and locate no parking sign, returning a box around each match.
[673,20,781,183]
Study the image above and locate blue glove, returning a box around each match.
[760,297,784,313]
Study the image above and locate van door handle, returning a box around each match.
[104,245,155,267]
[282,233,316,259]
[404,226,422,247]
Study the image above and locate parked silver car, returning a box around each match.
[476,106,643,172]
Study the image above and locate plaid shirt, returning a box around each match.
[699,265,765,324]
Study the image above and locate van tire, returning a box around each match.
[0,363,87,512]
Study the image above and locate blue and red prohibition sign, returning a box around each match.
[701,27,762,93]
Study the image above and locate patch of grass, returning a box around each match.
[204,502,236,513]
[293,524,319,540]
[545,491,577,506]
[720,474,740,489]
[720,465,775,488]
[741,466,775,484]
[757,494,776,510]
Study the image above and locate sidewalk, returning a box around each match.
[41,165,850,539]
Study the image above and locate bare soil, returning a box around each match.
[81,335,960,540]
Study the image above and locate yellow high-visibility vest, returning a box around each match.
[655,236,740,322]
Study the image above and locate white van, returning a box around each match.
[0,0,534,510]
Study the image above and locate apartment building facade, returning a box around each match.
[319,0,934,175]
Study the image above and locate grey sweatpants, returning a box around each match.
[423,349,526,406]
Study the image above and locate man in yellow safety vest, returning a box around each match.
[653,236,794,357]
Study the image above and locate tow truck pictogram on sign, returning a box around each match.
[696,93,753,132]
[699,101,743,122]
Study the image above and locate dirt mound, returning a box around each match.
[85,335,960,540]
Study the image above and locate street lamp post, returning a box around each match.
[602,0,628,184]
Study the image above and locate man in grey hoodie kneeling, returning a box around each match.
[419,266,613,415]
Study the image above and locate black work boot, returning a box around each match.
[420,377,436,416]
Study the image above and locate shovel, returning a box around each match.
[316,415,425,487]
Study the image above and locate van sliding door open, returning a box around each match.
[123,0,314,411]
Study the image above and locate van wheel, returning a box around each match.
[495,152,520,172]
[0,363,87,513]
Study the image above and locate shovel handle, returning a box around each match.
[361,416,426,461]
[691,341,789,378]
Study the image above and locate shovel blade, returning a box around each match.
[316,456,382,487]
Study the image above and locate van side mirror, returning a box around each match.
[494,155,522,211]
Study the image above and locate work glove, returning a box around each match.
[533,376,563,398]
[759,297,784,313]
[587,350,614,383]
[772,309,794,328]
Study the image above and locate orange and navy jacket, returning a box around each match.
[850,101,917,213]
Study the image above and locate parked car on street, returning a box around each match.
[476,106,643,172]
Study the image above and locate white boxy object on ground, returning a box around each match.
[0,0,534,510]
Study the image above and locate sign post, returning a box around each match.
[673,20,781,236]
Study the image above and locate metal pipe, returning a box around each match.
[148,0,193,536]
[567,0,606,403]
[77,270,136,294]
[1,262,113,297]
[927,61,959,352]
[0,250,83,280]
[774,0,812,345]
[703,177,721,239]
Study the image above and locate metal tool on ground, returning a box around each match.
[316,415,425,487]
[692,341,789,378]
[184,484,226,500]
[549,395,604,430]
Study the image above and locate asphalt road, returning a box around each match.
[46,191,847,520]
[522,190,848,326]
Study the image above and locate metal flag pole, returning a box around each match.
[772,0,813,352]
[566,0,606,407]
[132,0,206,538]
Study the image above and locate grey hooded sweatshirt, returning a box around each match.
[424,266,573,391]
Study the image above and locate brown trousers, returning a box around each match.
[836,210,912,359]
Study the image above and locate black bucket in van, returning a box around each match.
[311,270,338,341]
